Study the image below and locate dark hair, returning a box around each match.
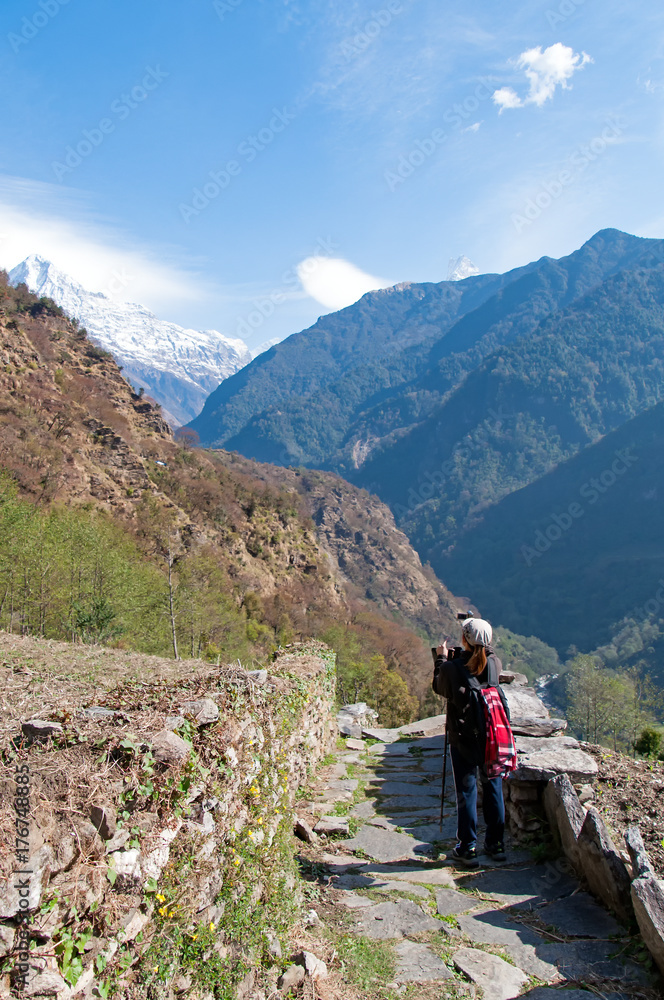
[467,643,487,677]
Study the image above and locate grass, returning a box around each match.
[333,933,396,992]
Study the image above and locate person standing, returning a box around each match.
[433,617,509,868]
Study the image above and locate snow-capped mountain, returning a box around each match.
[447,255,480,281]
[9,255,251,427]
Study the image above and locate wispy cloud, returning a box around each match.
[493,43,592,112]
[296,256,391,310]
[0,175,209,308]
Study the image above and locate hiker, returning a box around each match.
[433,617,514,868]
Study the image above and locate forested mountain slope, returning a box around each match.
[190,230,663,473]
[436,401,664,656]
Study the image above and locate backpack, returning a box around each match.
[454,659,517,776]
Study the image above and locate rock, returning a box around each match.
[499,671,529,685]
[518,991,628,1000]
[90,802,117,840]
[338,702,378,738]
[22,968,68,996]
[105,830,130,854]
[364,779,438,798]
[503,686,549,720]
[236,969,255,999]
[354,899,440,939]
[511,748,597,783]
[436,888,477,916]
[109,849,142,887]
[246,669,268,685]
[350,800,376,819]
[0,924,15,957]
[394,940,453,982]
[631,875,664,976]
[174,973,193,993]
[362,727,400,742]
[324,778,358,793]
[335,891,374,908]
[314,817,350,836]
[510,717,568,737]
[453,947,528,1000]
[340,825,423,863]
[119,907,150,943]
[397,714,447,736]
[361,865,456,887]
[515,735,579,753]
[21,719,63,740]
[277,964,305,991]
[294,950,328,980]
[267,933,282,959]
[304,909,320,927]
[576,807,632,923]
[345,738,365,750]
[625,825,656,878]
[151,729,191,764]
[78,706,116,720]
[180,698,219,725]
[0,846,53,919]
[577,784,595,805]
[294,817,316,843]
[165,715,185,731]
[543,773,586,864]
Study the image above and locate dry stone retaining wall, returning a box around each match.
[0,644,336,999]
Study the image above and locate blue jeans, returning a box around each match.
[450,744,505,851]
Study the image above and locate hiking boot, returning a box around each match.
[484,843,506,861]
[450,846,479,869]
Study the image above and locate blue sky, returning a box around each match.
[1,0,663,350]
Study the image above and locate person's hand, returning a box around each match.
[436,640,448,657]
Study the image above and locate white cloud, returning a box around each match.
[463,121,483,133]
[493,43,592,112]
[0,175,208,308]
[296,256,391,310]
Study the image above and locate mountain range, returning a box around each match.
[187,228,664,657]
[8,255,252,427]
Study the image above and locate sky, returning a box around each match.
[1,0,663,351]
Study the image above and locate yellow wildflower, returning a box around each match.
[158,906,167,916]
[209,921,215,931]
[234,857,241,866]
[257,817,263,825]
[192,934,198,941]
[156,893,166,902]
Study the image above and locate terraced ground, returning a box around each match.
[294,731,659,1000]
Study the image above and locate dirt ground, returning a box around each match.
[583,743,664,877]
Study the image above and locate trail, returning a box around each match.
[302,730,654,1000]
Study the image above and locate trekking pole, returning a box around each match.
[439,720,448,832]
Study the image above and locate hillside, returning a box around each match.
[0,270,458,710]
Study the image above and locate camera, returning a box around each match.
[456,610,473,620]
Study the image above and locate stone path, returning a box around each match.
[300,730,655,1000]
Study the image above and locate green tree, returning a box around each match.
[634,727,662,758]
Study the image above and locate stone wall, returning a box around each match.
[498,672,664,980]
[0,644,336,1000]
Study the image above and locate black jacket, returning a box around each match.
[432,647,509,754]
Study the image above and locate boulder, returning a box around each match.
[510,717,568,737]
[631,875,664,977]
[294,817,316,844]
[78,706,116,720]
[151,730,191,764]
[338,702,378,738]
[277,965,305,991]
[180,698,219,725]
[503,686,549,719]
[543,774,586,865]
[511,748,597,784]
[21,719,63,740]
[576,807,632,923]
[293,950,328,980]
[345,738,365,751]
[246,669,268,685]
[625,825,656,878]
[314,817,350,837]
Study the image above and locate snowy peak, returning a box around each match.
[8,255,251,427]
[447,255,480,281]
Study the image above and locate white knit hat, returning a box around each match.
[462,617,492,647]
